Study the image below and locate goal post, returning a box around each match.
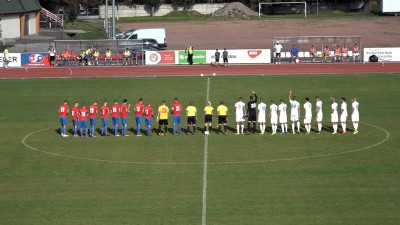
[259,2,307,18]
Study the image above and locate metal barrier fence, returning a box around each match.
[54,39,144,65]
[272,36,362,63]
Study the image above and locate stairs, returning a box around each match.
[40,8,64,28]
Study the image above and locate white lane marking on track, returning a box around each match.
[21,122,390,165]
[68,67,72,77]
[202,77,210,225]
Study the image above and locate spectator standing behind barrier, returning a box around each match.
[185,44,194,65]
[274,41,283,64]
[290,45,299,63]
[309,45,316,63]
[223,48,229,67]
[323,46,330,63]
[3,46,10,69]
[353,44,360,62]
[49,46,57,67]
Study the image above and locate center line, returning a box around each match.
[202,77,210,225]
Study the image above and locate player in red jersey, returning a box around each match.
[79,103,89,137]
[59,100,69,137]
[171,97,183,135]
[144,102,153,136]
[89,101,98,137]
[111,100,121,136]
[71,102,79,137]
[134,98,145,136]
[100,100,110,136]
[121,99,130,136]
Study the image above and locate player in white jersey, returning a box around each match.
[269,100,278,135]
[303,97,312,134]
[288,91,301,134]
[315,96,323,134]
[330,97,339,134]
[278,99,288,134]
[340,97,348,135]
[235,97,246,134]
[257,98,267,134]
[351,97,359,134]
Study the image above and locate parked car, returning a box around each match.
[115,29,135,39]
[118,28,167,49]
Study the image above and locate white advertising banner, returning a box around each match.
[0,53,22,67]
[363,48,400,62]
[206,49,271,64]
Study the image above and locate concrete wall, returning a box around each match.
[99,3,226,18]
[1,15,20,39]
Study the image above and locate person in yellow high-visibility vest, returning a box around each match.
[122,48,131,66]
[185,44,194,65]
[105,48,112,66]
[93,48,100,66]
[3,47,10,69]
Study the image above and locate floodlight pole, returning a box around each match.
[112,0,116,39]
[317,0,319,14]
[105,0,109,38]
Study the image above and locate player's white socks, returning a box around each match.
[291,123,295,133]
[333,124,338,133]
[342,123,346,132]
[353,122,358,131]
[281,124,284,133]
[284,124,288,133]
[236,125,240,133]
[297,121,300,132]
[240,125,244,133]
[318,124,322,132]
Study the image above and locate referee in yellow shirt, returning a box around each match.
[204,101,214,135]
[217,100,228,135]
[186,101,197,135]
[157,100,169,135]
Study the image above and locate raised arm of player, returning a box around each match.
[289,91,292,101]
[253,91,258,102]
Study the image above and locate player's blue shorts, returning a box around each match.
[136,116,143,125]
[102,119,108,127]
[59,117,67,126]
[72,120,78,127]
[80,120,88,128]
[121,118,128,125]
[90,118,96,126]
[145,118,152,127]
[173,116,181,124]
[85,54,90,59]
[112,117,119,125]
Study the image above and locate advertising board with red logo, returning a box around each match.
[145,51,176,65]
[21,52,51,67]
[206,49,271,64]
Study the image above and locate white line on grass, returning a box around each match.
[202,77,210,225]
[21,123,390,165]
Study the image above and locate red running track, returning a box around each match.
[0,63,399,79]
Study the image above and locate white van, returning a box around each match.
[120,28,167,48]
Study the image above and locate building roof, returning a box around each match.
[0,0,42,15]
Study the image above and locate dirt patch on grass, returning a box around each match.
[117,17,400,51]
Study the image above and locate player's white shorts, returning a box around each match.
[331,113,338,123]
[304,116,312,124]
[340,114,347,123]
[316,113,323,122]
[279,116,287,124]
[290,114,299,121]
[236,114,245,122]
[257,115,266,123]
[353,53,360,56]
[270,115,278,124]
[352,113,359,122]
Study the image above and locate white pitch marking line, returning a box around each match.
[202,77,210,225]
[21,123,390,165]
[68,67,73,77]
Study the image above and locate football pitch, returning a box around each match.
[1,73,399,225]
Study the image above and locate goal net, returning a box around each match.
[259,2,307,18]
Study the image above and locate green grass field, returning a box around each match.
[1,74,399,225]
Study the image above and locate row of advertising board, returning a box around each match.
[145,49,272,65]
[1,48,400,67]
